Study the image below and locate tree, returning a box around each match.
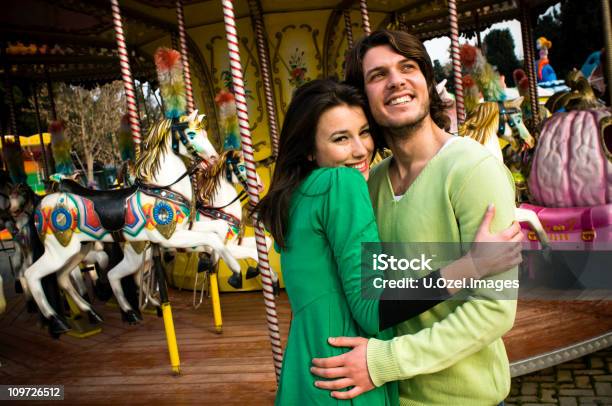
[433,59,447,84]
[483,28,521,87]
[33,82,127,184]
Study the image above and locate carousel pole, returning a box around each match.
[448,0,466,124]
[112,0,181,375]
[601,0,612,106]
[32,84,51,180]
[176,0,195,113]
[4,74,18,139]
[359,0,371,36]
[2,42,18,139]
[110,0,142,158]
[44,67,57,121]
[474,10,482,50]
[520,0,539,127]
[221,0,283,380]
[248,0,280,157]
[152,245,181,374]
[343,9,354,48]
[0,117,6,170]
[526,10,540,125]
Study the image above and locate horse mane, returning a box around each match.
[195,150,239,204]
[134,118,173,182]
[459,101,500,144]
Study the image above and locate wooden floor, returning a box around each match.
[0,288,610,405]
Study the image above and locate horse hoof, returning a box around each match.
[122,310,141,325]
[246,266,260,279]
[14,280,23,294]
[227,273,242,289]
[88,308,104,324]
[197,254,213,273]
[49,315,71,336]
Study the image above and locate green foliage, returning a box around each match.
[0,81,38,136]
[433,59,447,84]
[483,29,521,87]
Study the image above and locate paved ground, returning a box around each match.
[507,348,612,405]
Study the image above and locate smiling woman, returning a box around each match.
[311,105,374,179]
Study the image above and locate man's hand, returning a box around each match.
[310,337,374,400]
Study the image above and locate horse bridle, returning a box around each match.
[199,152,249,211]
[497,102,520,138]
[225,152,249,190]
[171,119,200,157]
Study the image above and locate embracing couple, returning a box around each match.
[256,30,521,406]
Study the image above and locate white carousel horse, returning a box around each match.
[8,182,110,318]
[108,150,277,323]
[23,110,246,335]
[459,98,550,248]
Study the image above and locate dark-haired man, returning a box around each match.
[310,30,518,406]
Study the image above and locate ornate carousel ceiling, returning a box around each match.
[2,0,558,85]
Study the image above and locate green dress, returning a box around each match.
[275,167,398,406]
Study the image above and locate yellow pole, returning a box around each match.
[209,270,223,333]
[161,303,181,374]
[153,245,181,375]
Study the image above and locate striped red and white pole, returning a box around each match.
[524,7,540,127]
[448,0,465,124]
[176,0,195,113]
[359,0,371,36]
[221,0,283,380]
[344,10,354,48]
[110,0,142,153]
[248,0,280,157]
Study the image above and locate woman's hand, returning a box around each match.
[467,203,524,279]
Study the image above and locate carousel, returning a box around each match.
[0,0,611,403]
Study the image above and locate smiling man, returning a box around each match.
[310,30,518,406]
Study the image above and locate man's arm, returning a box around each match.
[313,155,518,396]
[368,155,518,385]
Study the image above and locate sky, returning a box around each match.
[424,4,560,66]
[424,20,524,65]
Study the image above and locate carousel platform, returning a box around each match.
[0,288,610,405]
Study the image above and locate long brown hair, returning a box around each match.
[345,29,451,142]
[255,79,372,249]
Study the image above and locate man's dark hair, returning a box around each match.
[345,30,451,133]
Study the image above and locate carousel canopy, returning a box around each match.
[3,0,559,86]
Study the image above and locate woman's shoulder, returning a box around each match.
[299,167,366,196]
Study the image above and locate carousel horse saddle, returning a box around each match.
[59,180,137,231]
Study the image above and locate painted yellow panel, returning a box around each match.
[0,133,50,147]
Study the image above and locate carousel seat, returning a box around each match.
[59,180,138,231]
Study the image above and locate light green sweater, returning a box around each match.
[366,137,518,406]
